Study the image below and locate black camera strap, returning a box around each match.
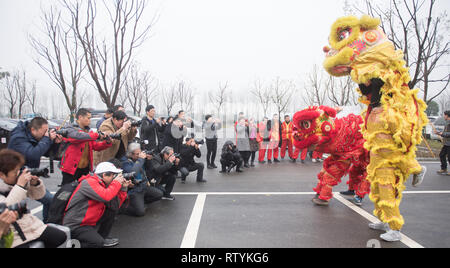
[12,222,27,242]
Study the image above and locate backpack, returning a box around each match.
[47,181,79,225]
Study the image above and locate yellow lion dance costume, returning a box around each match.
[323,15,428,241]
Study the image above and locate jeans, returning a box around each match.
[206,139,218,166]
[37,190,54,223]
[120,186,164,217]
[440,145,450,170]
[180,163,205,181]
[70,207,117,248]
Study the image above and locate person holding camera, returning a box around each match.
[219,141,244,173]
[94,110,138,166]
[140,105,164,152]
[0,209,17,248]
[59,108,113,186]
[180,137,206,183]
[8,117,62,223]
[204,115,222,169]
[63,162,130,248]
[0,149,67,248]
[162,118,188,154]
[150,146,178,200]
[119,143,164,217]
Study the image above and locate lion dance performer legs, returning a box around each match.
[292,106,370,206]
[323,15,428,241]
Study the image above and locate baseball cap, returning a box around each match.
[95,162,123,174]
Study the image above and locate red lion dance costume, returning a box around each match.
[292,106,370,206]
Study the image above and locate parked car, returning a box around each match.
[0,118,19,150]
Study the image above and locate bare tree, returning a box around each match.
[29,5,85,117]
[270,77,295,118]
[64,0,156,108]
[177,80,195,112]
[303,65,328,106]
[326,76,359,106]
[2,75,18,118]
[26,80,38,114]
[354,0,450,104]
[161,85,178,116]
[251,79,272,117]
[208,81,228,117]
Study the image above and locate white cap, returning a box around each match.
[94,162,123,174]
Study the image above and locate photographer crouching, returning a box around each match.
[149,147,178,201]
[0,149,67,248]
[180,137,207,183]
[119,143,164,217]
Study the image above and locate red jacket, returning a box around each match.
[59,125,112,175]
[63,174,127,229]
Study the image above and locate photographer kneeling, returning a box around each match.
[220,141,244,173]
[0,149,67,248]
[180,138,206,183]
[119,143,164,217]
[150,147,178,200]
[63,162,130,248]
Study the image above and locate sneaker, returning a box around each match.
[207,165,214,169]
[368,222,389,231]
[162,195,176,201]
[352,196,363,206]
[380,229,402,242]
[273,159,280,163]
[211,164,218,169]
[340,190,355,196]
[412,165,426,187]
[250,162,255,167]
[437,169,447,175]
[103,238,119,248]
[312,159,317,163]
[312,196,329,206]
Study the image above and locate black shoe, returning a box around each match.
[162,195,176,201]
[207,165,214,169]
[250,162,255,167]
[103,238,119,248]
[197,179,207,183]
[211,164,218,169]
[259,161,266,164]
[181,179,186,184]
[268,160,272,164]
[219,170,226,173]
[301,160,305,164]
[339,190,355,196]
[236,169,244,173]
[274,158,280,163]
[244,164,250,168]
[312,197,329,206]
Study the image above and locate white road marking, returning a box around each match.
[180,193,207,248]
[333,194,425,248]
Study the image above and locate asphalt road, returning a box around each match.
[31,142,450,248]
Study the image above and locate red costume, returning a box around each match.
[292,106,370,202]
[281,121,294,159]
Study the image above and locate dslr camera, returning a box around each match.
[130,120,142,128]
[97,131,121,141]
[0,200,29,219]
[21,166,50,178]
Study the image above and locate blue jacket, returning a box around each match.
[7,121,55,168]
[120,156,149,194]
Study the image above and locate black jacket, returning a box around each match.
[140,117,163,151]
[162,123,187,153]
[180,144,201,167]
[150,153,178,178]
